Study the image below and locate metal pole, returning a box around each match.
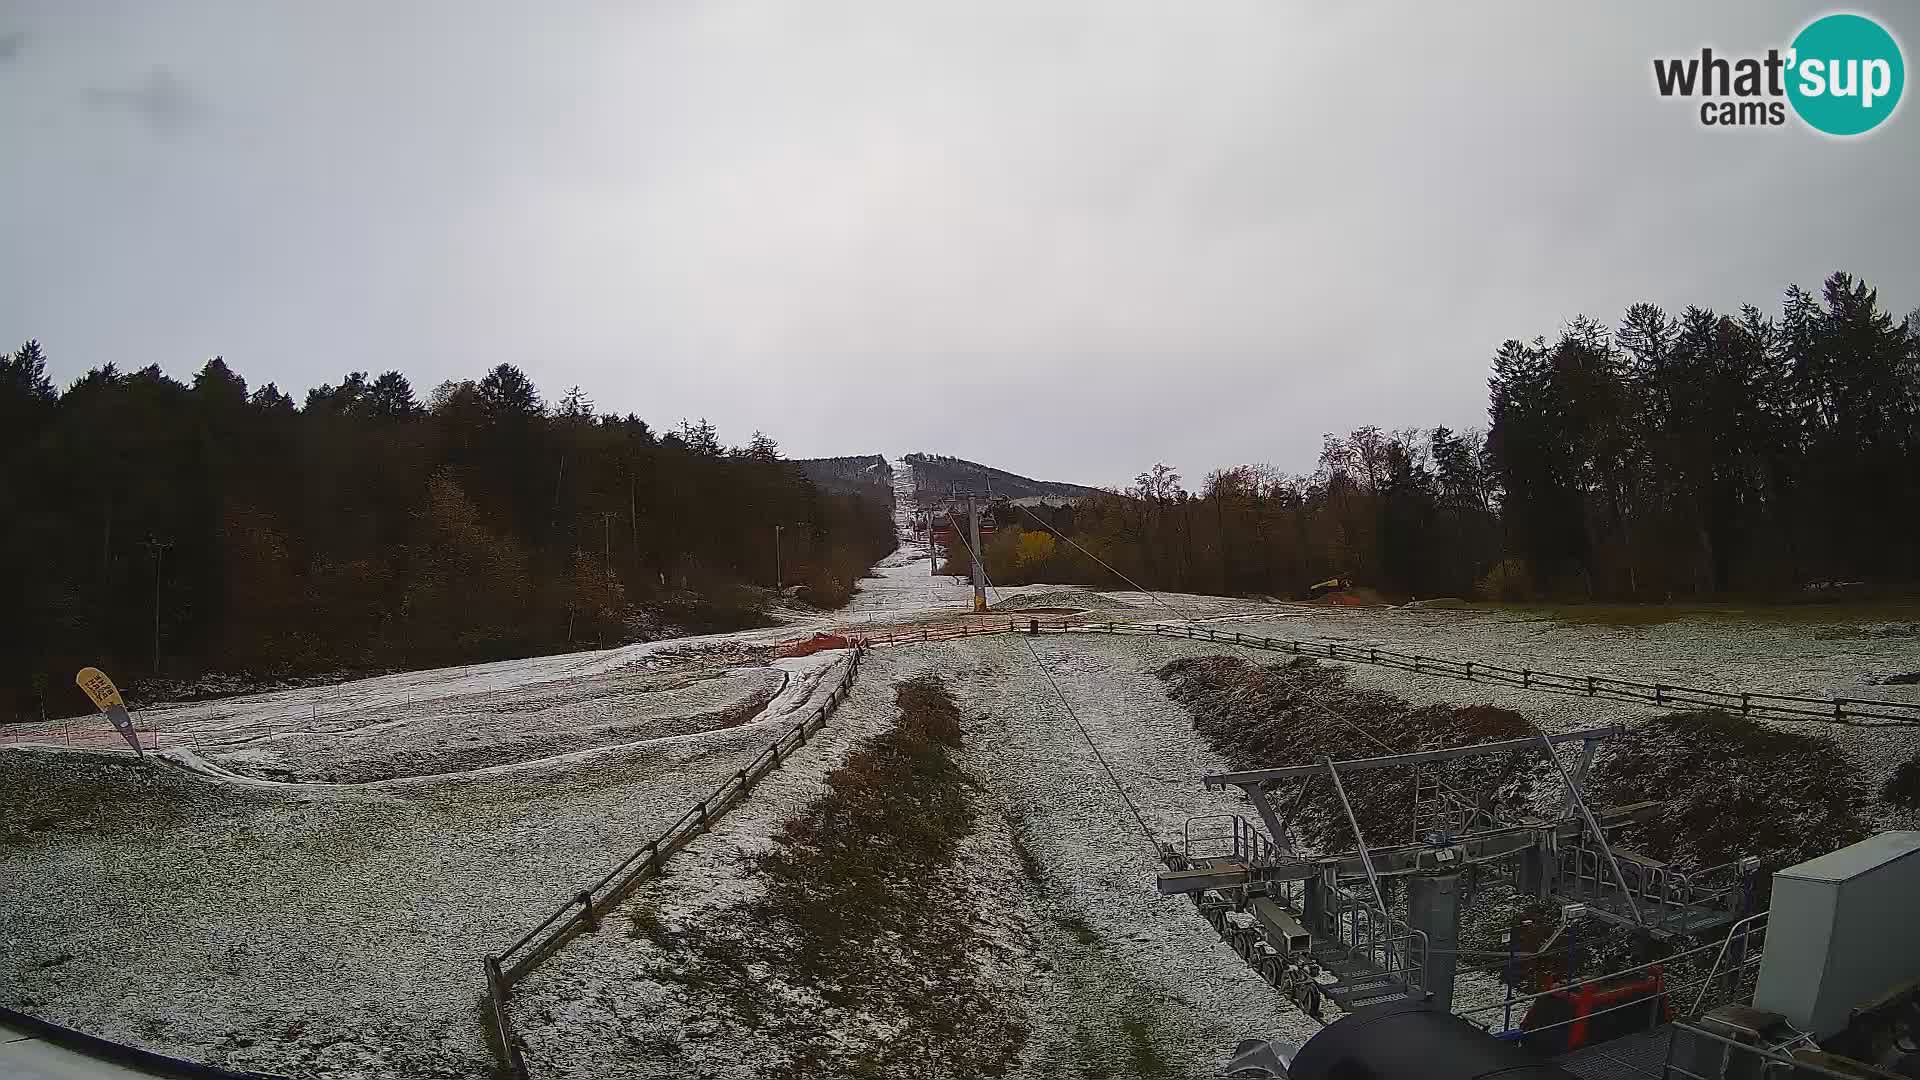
[143,538,171,675]
[1322,756,1387,918]
[1537,731,1643,928]
[1502,931,1517,1030]
[774,524,784,590]
[967,494,986,614]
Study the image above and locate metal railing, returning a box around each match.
[864,618,1920,728]
[1455,910,1771,1043]
[1662,1022,1857,1080]
[1686,911,1769,1017]
[480,645,867,1080]
[1181,813,1280,866]
[1325,881,1430,998]
[1557,845,1754,927]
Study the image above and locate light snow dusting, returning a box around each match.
[5,452,1918,1078]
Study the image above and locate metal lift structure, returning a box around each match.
[1157,726,1762,1019]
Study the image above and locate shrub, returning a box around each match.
[1476,558,1535,601]
[1885,752,1920,811]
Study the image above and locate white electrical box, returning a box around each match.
[1752,831,1920,1038]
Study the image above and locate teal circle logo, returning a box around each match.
[1787,13,1904,135]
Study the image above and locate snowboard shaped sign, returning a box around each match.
[76,666,143,756]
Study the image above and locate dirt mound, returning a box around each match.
[995,589,1137,611]
[1156,656,1538,850]
[1886,753,1920,811]
[1588,711,1870,875]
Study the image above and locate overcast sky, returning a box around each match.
[2,3,1915,488]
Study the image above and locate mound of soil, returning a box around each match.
[1157,656,1872,884]
[1587,711,1870,875]
[995,590,1136,612]
[1157,656,1538,851]
[1886,752,1920,811]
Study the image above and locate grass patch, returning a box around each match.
[752,676,975,989]
[1119,1015,1180,1079]
[625,903,671,948]
[1052,913,1100,947]
[632,676,1024,1079]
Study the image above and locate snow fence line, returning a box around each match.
[482,644,867,1080]
[867,616,1920,728]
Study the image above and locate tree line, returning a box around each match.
[964,272,1919,603]
[0,353,894,718]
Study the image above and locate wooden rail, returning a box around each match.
[867,617,1920,728]
[481,645,867,1079]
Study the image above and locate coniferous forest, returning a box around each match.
[5,271,1917,718]
[0,357,894,718]
[975,273,1920,603]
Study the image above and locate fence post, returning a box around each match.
[697,801,709,830]
[1030,618,1039,636]
[1740,693,1750,716]
[1369,647,1377,665]
[1834,700,1843,722]
[1465,661,1473,680]
[576,891,600,932]
[1654,684,1664,706]
[1587,676,1595,696]
[1522,669,1531,689]
[483,955,529,1080]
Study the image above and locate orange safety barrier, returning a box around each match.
[776,633,855,658]
[1521,966,1670,1053]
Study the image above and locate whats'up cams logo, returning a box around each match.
[1654,12,1904,135]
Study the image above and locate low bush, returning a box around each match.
[1881,751,1920,811]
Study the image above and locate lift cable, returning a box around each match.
[1007,500,1487,816]
[942,509,1162,856]
[1008,503,1662,944]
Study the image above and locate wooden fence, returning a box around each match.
[482,645,867,1079]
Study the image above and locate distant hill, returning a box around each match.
[795,454,894,505]
[903,453,1102,504]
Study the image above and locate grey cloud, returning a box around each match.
[1,2,1915,488]
[82,68,199,135]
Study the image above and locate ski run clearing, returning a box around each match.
[5,457,1920,1079]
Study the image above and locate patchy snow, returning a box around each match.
[5,454,1918,1080]
[0,651,857,1079]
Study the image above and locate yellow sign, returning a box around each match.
[76,666,125,711]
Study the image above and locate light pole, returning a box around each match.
[142,536,172,675]
[602,512,617,610]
